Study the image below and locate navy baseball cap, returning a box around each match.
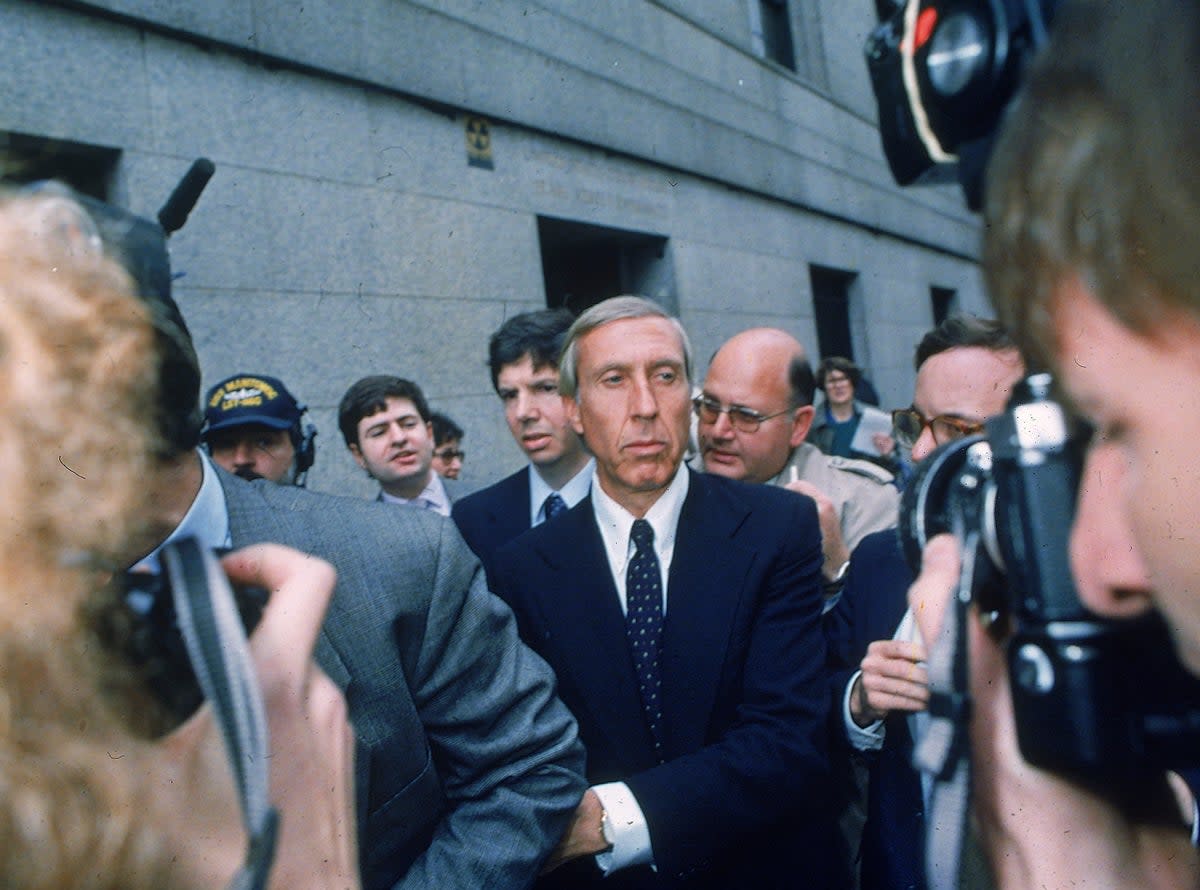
[203,374,304,435]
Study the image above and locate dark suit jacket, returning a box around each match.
[218,468,587,890]
[451,466,531,587]
[824,528,924,890]
[491,470,837,889]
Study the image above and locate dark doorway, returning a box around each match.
[0,131,120,199]
[538,216,674,316]
[810,264,859,360]
[931,286,958,325]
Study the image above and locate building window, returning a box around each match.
[748,0,796,71]
[931,286,958,324]
[537,216,674,317]
[0,131,120,199]
[810,264,860,360]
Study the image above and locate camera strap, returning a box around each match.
[161,537,279,890]
[912,532,978,890]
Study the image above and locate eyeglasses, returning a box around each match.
[891,408,984,449]
[434,448,465,461]
[693,395,792,433]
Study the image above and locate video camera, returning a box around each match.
[899,373,1200,778]
[865,0,1058,209]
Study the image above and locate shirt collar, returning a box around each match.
[529,457,595,526]
[132,450,232,572]
[380,472,451,516]
[590,461,689,576]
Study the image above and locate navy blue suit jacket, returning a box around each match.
[491,470,837,889]
[825,528,924,890]
[451,466,531,587]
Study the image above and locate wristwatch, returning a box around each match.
[599,805,615,851]
[824,559,851,595]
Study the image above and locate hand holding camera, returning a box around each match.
[900,373,1200,779]
[143,544,359,890]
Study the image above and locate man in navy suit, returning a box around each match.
[825,316,1023,890]
[453,309,592,583]
[492,296,835,888]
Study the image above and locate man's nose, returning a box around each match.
[708,407,736,439]
[516,390,538,420]
[629,375,659,419]
[232,441,257,466]
[1069,442,1153,619]
[910,426,937,463]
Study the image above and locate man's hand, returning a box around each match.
[541,788,611,873]
[150,544,360,890]
[785,479,849,581]
[908,534,1199,889]
[850,639,928,727]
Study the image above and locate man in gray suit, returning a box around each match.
[111,211,586,888]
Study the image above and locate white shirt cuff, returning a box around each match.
[843,670,886,752]
[592,781,654,873]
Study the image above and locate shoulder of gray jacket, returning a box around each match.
[827,454,895,485]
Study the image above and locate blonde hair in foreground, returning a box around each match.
[0,190,177,888]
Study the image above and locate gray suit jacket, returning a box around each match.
[218,469,586,889]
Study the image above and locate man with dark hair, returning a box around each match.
[338,375,450,515]
[88,207,585,886]
[491,296,835,888]
[825,316,1023,890]
[203,372,316,485]
[429,412,465,480]
[907,1,1200,885]
[453,308,592,582]
[698,328,897,592]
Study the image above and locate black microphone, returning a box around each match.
[157,158,216,235]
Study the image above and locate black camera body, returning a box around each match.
[121,547,268,726]
[900,373,1200,777]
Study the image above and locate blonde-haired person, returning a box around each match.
[0,190,358,889]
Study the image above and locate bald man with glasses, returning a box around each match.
[824,316,1024,890]
[697,328,899,594]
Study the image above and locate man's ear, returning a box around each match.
[347,442,367,470]
[790,405,816,447]
[564,394,585,437]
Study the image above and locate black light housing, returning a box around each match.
[865,0,1056,209]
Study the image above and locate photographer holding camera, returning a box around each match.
[906,1,1200,886]
[0,189,357,889]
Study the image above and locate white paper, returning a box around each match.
[850,406,892,456]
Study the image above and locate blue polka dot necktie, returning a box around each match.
[627,518,665,761]
[542,492,567,521]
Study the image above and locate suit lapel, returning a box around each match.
[486,467,532,549]
[219,471,352,691]
[661,472,754,756]
[531,502,657,759]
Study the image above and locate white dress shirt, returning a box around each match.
[132,450,231,574]
[379,472,452,516]
[528,458,594,527]
[587,463,690,874]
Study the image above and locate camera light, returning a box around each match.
[926,10,989,97]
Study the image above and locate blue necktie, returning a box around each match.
[627,518,665,761]
[542,492,567,521]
